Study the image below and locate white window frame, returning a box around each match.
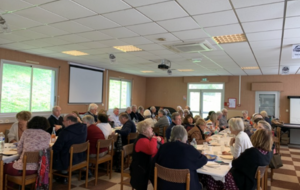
[0,59,58,118]
[255,91,280,118]
[108,77,132,113]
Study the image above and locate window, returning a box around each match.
[0,60,57,114]
[188,84,223,89]
[109,78,131,109]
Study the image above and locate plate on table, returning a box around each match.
[220,155,233,160]
[205,154,217,161]
[205,162,220,168]
[2,150,18,155]
[210,142,221,146]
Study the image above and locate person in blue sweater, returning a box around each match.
[115,112,136,145]
[165,112,182,141]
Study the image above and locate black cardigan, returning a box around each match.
[151,141,207,190]
[231,147,272,190]
[47,115,64,136]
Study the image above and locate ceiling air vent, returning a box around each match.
[168,40,215,53]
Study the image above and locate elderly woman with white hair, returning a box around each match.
[152,125,207,190]
[84,103,98,122]
[225,118,253,159]
[260,110,272,125]
[130,118,164,190]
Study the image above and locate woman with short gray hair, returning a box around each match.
[154,110,170,136]
[226,118,253,159]
[152,125,207,190]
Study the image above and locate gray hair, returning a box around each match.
[131,105,137,109]
[52,105,61,113]
[171,112,180,120]
[126,107,132,111]
[158,109,166,115]
[150,106,156,111]
[113,107,119,112]
[137,118,153,134]
[170,125,187,142]
[88,103,98,112]
[183,109,190,114]
[258,120,271,130]
[82,115,95,125]
[138,106,144,112]
[222,108,228,112]
[229,118,244,132]
[119,112,130,119]
[216,111,222,116]
[242,110,248,115]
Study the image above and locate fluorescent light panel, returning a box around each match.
[113,45,142,52]
[177,69,194,72]
[141,71,154,73]
[62,50,88,56]
[241,67,259,70]
[213,34,247,44]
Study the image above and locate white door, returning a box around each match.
[187,90,201,116]
[255,91,280,118]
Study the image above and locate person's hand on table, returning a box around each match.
[10,140,17,143]
[205,138,212,142]
[54,125,62,131]
[222,151,231,155]
[222,126,226,129]
[230,137,235,146]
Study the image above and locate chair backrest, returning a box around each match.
[69,141,90,167]
[122,143,134,158]
[276,127,281,140]
[163,126,168,138]
[96,139,113,155]
[4,130,9,143]
[154,163,190,190]
[108,134,118,143]
[23,151,40,164]
[127,132,138,144]
[256,166,267,190]
[153,127,160,135]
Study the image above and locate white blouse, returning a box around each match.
[8,122,20,142]
[230,131,253,158]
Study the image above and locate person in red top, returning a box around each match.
[82,115,107,158]
[130,118,164,190]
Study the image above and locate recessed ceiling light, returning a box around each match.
[62,50,88,56]
[113,45,142,52]
[141,71,154,73]
[157,38,166,41]
[191,58,202,63]
[177,69,194,72]
[241,67,259,70]
[212,34,247,44]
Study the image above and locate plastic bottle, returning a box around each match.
[51,127,56,143]
[0,132,5,153]
[191,138,197,148]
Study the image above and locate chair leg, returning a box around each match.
[120,175,123,190]
[107,162,109,176]
[5,175,7,190]
[110,160,113,179]
[271,169,274,182]
[68,172,72,190]
[49,174,53,190]
[85,166,88,188]
[95,163,99,186]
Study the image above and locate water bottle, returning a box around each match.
[51,127,56,143]
[0,132,5,153]
[191,138,197,149]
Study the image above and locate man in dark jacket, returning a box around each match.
[47,106,64,136]
[52,114,87,182]
[165,112,182,141]
[130,105,144,122]
[115,112,136,145]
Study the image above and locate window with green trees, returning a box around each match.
[109,79,131,109]
[0,61,56,113]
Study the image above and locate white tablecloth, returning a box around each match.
[197,129,233,182]
[2,143,19,164]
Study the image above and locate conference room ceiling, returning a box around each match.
[0,0,299,77]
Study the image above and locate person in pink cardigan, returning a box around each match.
[4,116,51,179]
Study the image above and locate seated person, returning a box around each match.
[165,112,182,142]
[143,109,152,119]
[205,111,215,121]
[126,107,132,118]
[257,120,272,131]
[137,106,145,121]
[72,111,82,123]
[97,113,113,139]
[8,111,31,143]
[251,113,263,125]
[203,129,273,190]
[226,118,253,159]
[154,110,170,136]
[251,118,264,134]
[150,106,157,119]
[183,109,190,118]
[178,109,184,120]
[185,106,193,117]
[260,110,272,125]
[130,119,164,190]
[193,115,201,123]
[182,114,194,131]
[109,108,122,127]
[242,110,251,121]
[4,116,50,178]
[82,115,107,158]
[218,109,228,130]
[52,114,87,178]
[115,112,136,145]
[152,125,207,190]
[206,113,220,134]
[47,106,64,136]
[84,103,98,122]
[164,109,172,123]
[130,105,144,122]
[188,118,212,144]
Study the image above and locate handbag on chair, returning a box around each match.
[269,153,283,169]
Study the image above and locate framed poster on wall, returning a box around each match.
[228,98,236,108]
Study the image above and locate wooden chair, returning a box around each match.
[271,127,281,181]
[255,166,267,190]
[108,133,118,156]
[153,127,160,136]
[53,142,90,190]
[89,139,114,185]
[120,144,134,190]
[127,132,138,144]
[5,151,40,190]
[0,155,3,190]
[163,126,168,141]
[154,163,190,190]
[49,149,53,190]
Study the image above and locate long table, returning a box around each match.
[2,143,19,164]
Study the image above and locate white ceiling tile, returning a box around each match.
[23,0,54,5]
[244,69,262,75]
[101,27,138,38]
[120,36,153,45]
[144,33,180,43]
[3,13,42,29]
[73,0,131,14]
[0,42,36,50]
[76,31,113,41]
[127,22,167,35]
[261,67,278,75]
[157,17,200,32]
[249,39,281,48]
[204,24,242,36]
[242,19,283,33]
[56,34,91,43]
[50,21,93,33]
[284,28,300,39]
[99,39,128,47]
[226,68,246,75]
[177,0,232,15]
[40,0,96,19]
[123,0,171,7]
[172,29,209,40]
[193,10,238,28]
[78,46,108,53]
[247,30,282,41]
[0,0,32,11]
[22,38,69,48]
[285,16,300,29]
[137,1,188,21]
[74,15,120,30]
[286,0,300,17]
[0,33,29,42]
[236,3,284,22]
[283,38,300,46]
[149,49,175,55]
[29,25,68,36]
[137,44,165,51]
[0,37,13,44]
[103,9,151,26]
[14,7,67,24]
[12,29,48,39]
[57,43,90,51]
[231,0,284,8]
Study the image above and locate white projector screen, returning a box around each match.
[69,65,103,104]
[290,98,300,124]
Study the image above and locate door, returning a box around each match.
[188,90,201,116]
[201,91,222,119]
[255,91,280,118]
